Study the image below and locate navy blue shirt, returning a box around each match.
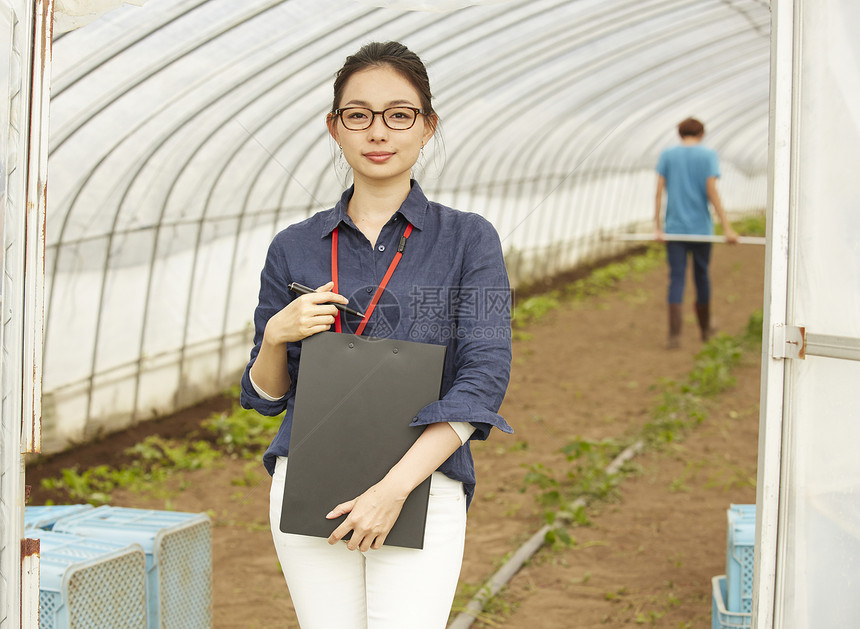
[240,181,512,508]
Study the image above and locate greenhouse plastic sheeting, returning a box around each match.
[41,0,769,449]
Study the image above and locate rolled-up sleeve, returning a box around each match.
[240,236,295,417]
[411,215,512,440]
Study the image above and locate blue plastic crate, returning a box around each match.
[726,504,755,613]
[712,575,751,629]
[24,505,93,531]
[52,506,212,629]
[30,530,147,629]
[728,504,755,522]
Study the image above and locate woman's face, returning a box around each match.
[328,65,435,188]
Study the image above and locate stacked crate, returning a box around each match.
[24,505,93,531]
[712,504,755,629]
[27,529,147,629]
[52,507,212,629]
[26,505,212,629]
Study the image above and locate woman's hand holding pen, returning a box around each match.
[265,281,348,344]
[250,282,347,398]
[326,475,410,551]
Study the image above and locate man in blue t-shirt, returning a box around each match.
[655,117,738,349]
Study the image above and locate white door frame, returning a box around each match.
[0,0,52,626]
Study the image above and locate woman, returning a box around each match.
[240,41,512,628]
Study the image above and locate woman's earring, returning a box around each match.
[419,145,428,172]
[337,145,346,170]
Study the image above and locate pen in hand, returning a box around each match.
[288,282,365,318]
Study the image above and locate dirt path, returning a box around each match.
[460,243,763,628]
[26,243,765,629]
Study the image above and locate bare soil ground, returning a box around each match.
[27,243,764,629]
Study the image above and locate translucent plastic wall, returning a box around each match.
[42,0,770,450]
[756,1,860,627]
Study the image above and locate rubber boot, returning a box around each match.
[667,303,682,349]
[695,302,714,341]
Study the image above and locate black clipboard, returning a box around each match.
[280,331,446,549]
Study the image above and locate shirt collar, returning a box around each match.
[320,180,429,238]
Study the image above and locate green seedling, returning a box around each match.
[40,387,280,505]
[202,395,282,458]
[519,310,763,564]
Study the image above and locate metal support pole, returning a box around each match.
[613,233,766,245]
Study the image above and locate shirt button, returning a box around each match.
[378,245,385,252]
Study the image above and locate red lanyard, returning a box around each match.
[331,222,413,336]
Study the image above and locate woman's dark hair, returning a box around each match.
[678,117,705,138]
[332,41,434,116]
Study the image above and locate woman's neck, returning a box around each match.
[347,177,412,247]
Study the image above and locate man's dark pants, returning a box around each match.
[666,241,712,304]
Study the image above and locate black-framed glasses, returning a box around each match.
[334,106,426,131]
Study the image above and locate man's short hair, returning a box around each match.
[678,118,705,138]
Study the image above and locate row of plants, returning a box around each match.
[40,387,280,505]
[511,246,665,333]
[521,308,762,534]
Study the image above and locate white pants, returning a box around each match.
[269,456,467,629]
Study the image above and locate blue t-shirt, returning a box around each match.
[656,144,720,235]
